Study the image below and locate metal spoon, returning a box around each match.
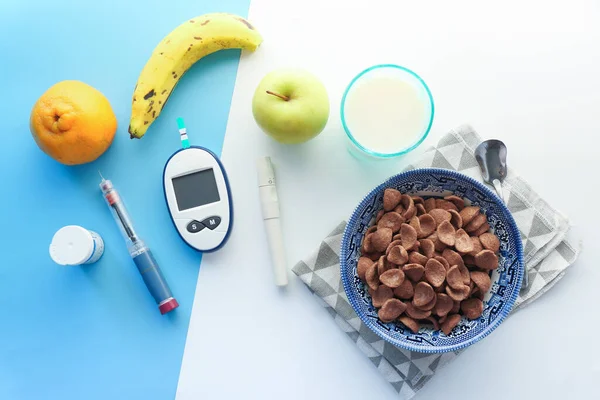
[475,140,507,203]
[474,139,529,290]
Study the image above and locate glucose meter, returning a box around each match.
[163,118,233,252]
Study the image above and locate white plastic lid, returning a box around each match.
[49,226,94,266]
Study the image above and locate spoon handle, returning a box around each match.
[492,179,505,203]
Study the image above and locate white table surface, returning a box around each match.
[176,1,598,398]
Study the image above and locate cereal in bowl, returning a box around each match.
[358,189,501,335]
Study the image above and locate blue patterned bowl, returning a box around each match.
[340,168,524,353]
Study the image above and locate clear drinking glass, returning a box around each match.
[341,64,434,159]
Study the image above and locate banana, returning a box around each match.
[128,13,262,139]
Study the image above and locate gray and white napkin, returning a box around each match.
[292,124,580,400]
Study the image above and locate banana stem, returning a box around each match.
[266,91,290,101]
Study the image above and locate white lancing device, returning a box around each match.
[257,157,288,286]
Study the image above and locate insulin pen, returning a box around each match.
[257,157,288,286]
[99,173,179,315]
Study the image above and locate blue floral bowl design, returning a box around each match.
[340,168,524,353]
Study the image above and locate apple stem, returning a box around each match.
[266,90,290,101]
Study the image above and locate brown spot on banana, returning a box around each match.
[152,111,156,118]
[200,20,210,25]
[161,90,167,94]
[236,17,254,30]
[194,36,202,40]
[190,19,195,23]
[144,121,148,125]
[143,89,155,100]
[160,90,174,111]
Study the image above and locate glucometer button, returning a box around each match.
[201,216,221,230]
[187,220,205,233]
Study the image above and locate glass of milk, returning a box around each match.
[341,64,434,158]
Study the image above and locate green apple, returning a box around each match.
[252,69,330,144]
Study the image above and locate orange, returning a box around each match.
[30,80,117,165]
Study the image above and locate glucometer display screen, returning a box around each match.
[172,169,220,211]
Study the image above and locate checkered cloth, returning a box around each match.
[292,125,580,399]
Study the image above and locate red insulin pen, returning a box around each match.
[100,173,178,315]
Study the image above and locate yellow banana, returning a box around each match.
[129,13,262,139]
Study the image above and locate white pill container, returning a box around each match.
[49,225,105,266]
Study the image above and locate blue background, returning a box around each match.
[0,0,250,399]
